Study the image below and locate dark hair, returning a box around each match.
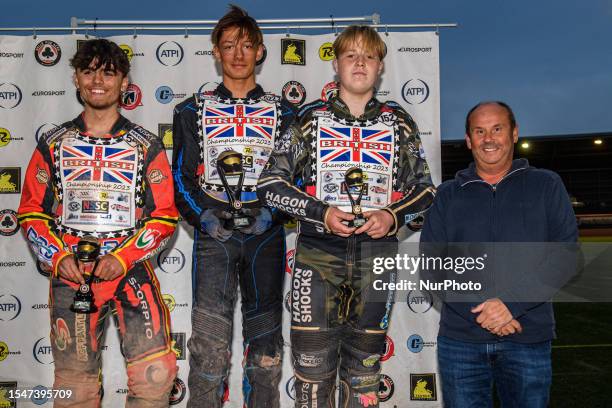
[211,4,263,47]
[70,39,130,76]
[465,101,516,135]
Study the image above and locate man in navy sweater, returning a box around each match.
[421,101,578,407]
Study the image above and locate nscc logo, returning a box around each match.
[401,79,430,105]
[0,83,23,109]
[0,294,22,321]
[157,248,186,274]
[156,42,184,66]
[33,336,53,364]
[155,86,174,104]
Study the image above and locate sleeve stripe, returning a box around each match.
[173,148,202,215]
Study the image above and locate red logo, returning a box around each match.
[120,84,143,110]
[321,81,338,102]
[381,335,395,362]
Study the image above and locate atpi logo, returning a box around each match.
[406,290,434,313]
[156,41,184,66]
[34,40,61,66]
[120,84,143,110]
[285,376,296,400]
[0,294,21,321]
[0,83,23,109]
[33,337,53,364]
[157,248,186,274]
[401,79,430,105]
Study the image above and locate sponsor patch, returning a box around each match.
[318,42,334,61]
[35,40,61,66]
[410,373,437,401]
[147,169,166,184]
[0,167,20,194]
[362,354,380,368]
[0,209,19,236]
[282,81,306,106]
[281,38,306,65]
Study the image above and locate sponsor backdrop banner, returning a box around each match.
[0,32,442,407]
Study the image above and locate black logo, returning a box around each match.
[0,83,23,109]
[158,123,173,150]
[410,373,437,401]
[0,168,20,194]
[0,209,19,236]
[169,378,186,405]
[401,79,430,105]
[406,290,434,313]
[281,39,306,66]
[171,332,186,360]
[378,374,395,402]
[35,40,61,66]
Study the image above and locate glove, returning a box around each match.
[200,209,233,242]
[239,208,273,235]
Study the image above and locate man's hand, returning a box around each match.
[471,298,513,331]
[57,255,85,285]
[324,207,355,237]
[93,255,125,281]
[491,319,523,336]
[200,209,233,242]
[355,210,394,239]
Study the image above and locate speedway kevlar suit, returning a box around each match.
[172,83,295,407]
[18,115,178,407]
[257,96,435,407]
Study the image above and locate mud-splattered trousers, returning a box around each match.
[289,225,397,408]
[187,225,285,407]
[18,115,179,407]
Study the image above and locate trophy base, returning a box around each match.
[70,300,98,314]
[349,217,366,228]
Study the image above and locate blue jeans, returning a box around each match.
[437,336,552,408]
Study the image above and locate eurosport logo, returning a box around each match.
[33,337,53,364]
[156,247,186,274]
[35,123,59,143]
[406,290,434,313]
[0,294,22,321]
[120,84,143,110]
[401,79,430,105]
[156,41,184,66]
[0,83,23,109]
[285,376,296,400]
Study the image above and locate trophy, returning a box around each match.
[216,150,253,229]
[70,235,100,314]
[344,167,366,228]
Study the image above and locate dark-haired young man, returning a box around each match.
[18,39,178,407]
[258,26,435,408]
[172,5,295,407]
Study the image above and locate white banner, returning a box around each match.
[0,32,442,407]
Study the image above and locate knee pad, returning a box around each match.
[342,329,386,373]
[191,307,232,341]
[127,351,177,400]
[244,308,282,342]
[53,369,101,408]
[291,329,339,380]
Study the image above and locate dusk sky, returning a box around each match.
[2,0,611,140]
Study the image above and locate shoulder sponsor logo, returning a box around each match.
[410,373,437,401]
[282,81,306,106]
[156,41,184,66]
[256,44,267,66]
[169,377,186,405]
[0,381,17,407]
[281,38,306,65]
[170,332,186,360]
[0,341,21,362]
[318,42,334,61]
[35,122,59,143]
[378,374,395,402]
[0,209,19,236]
[0,295,21,321]
[33,336,53,364]
[0,128,23,147]
[158,124,173,149]
[321,81,338,102]
[398,46,432,53]
[401,79,430,105]
[147,169,166,184]
[198,81,220,95]
[381,335,395,362]
[35,40,62,66]
[120,83,143,110]
[406,289,434,313]
[0,83,22,109]
[0,168,20,194]
[35,167,49,184]
[157,248,186,274]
